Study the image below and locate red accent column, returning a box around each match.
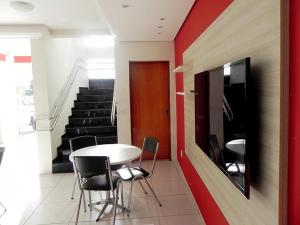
[289,0,300,224]
[174,0,232,224]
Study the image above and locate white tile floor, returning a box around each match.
[0,158,205,225]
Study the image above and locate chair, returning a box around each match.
[209,135,245,175]
[0,147,7,218]
[73,156,123,225]
[69,136,97,211]
[116,137,162,216]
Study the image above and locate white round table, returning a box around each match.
[225,139,245,155]
[69,144,142,165]
[225,139,245,162]
[69,144,142,213]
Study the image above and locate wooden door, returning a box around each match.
[129,61,170,159]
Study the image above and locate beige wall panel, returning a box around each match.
[183,0,282,224]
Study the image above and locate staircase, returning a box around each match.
[52,79,118,173]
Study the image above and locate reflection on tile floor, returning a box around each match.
[0,160,205,225]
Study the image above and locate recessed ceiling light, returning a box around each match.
[158,26,163,29]
[122,4,130,8]
[10,1,34,12]
[160,18,166,21]
[157,32,161,35]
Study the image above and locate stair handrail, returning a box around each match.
[111,85,116,126]
[34,58,86,131]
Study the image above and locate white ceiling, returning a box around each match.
[0,0,195,41]
[96,0,195,41]
[0,0,108,31]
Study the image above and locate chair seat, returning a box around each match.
[82,174,120,191]
[110,164,123,171]
[116,167,150,181]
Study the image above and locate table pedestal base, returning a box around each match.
[88,190,127,222]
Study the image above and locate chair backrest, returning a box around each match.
[0,147,4,166]
[138,137,159,174]
[74,156,114,192]
[209,135,226,171]
[74,156,109,178]
[69,136,97,152]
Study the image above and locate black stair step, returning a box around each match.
[61,133,118,146]
[58,135,118,158]
[89,79,114,89]
[74,101,112,109]
[77,94,113,102]
[71,108,112,117]
[69,117,114,126]
[53,80,117,174]
[65,125,117,135]
[52,157,73,173]
[79,87,114,95]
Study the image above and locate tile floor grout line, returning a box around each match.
[23,174,69,225]
[22,203,40,225]
[10,161,202,225]
[40,174,66,202]
[22,176,62,225]
[173,161,206,225]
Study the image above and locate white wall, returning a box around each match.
[114,41,177,160]
[31,33,53,173]
[46,38,116,160]
[44,38,89,160]
[31,35,115,173]
[45,39,88,108]
[31,36,89,173]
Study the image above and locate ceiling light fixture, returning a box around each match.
[122,4,130,8]
[157,32,161,35]
[160,18,166,21]
[158,26,163,29]
[10,1,34,12]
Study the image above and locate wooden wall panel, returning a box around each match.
[183,0,286,224]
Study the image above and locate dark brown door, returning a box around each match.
[129,61,170,159]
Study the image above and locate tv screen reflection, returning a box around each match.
[195,58,250,199]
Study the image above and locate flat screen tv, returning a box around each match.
[194,58,250,199]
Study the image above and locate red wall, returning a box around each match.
[175,0,300,224]
[0,54,32,63]
[14,56,32,63]
[174,1,232,224]
[289,0,300,224]
[0,53,5,62]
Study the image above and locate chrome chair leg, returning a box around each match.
[75,191,83,225]
[120,182,125,211]
[112,184,120,225]
[138,180,147,194]
[99,191,103,201]
[127,181,134,216]
[144,178,162,207]
[96,201,109,222]
[82,191,87,212]
[71,177,76,200]
[88,191,92,211]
